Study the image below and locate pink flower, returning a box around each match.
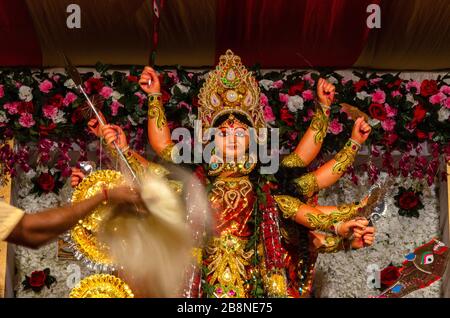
[134,92,146,107]
[272,80,283,89]
[177,101,192,111]
[371,89,386,104]
[302,89,314,101]
[167,71,180,83]
[381,119,396,132]
[43,104,58,119]
[391,90,402,98]
[52,75,60,82]
[406,80,421,94]
[0,85,4,98]
[110,100,124,116]
[429,92,446,105]
[4,102,19,115]
[303,73,315,86]
[187,73,194,79]
[39,80,53,93]
[260,93,269,107]
[100,86,113,99]
[328,118,343,135]
[63,92,77,106]
[18,113,35,128]
[263,106,276,122]
[279,93,289,104]
[370,78,382,85]
[303,108,315,122]
[445,98,450,109]
[440,85,450,95]
[385,103,397,118]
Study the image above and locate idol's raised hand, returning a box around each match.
[139,66,160,94]
[70,167,85,188]
[351,226,375,249]
[87,113,129,151]
[351,117,372,145]
[317,78,335,107]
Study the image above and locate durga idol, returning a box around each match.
[89,50,376,298]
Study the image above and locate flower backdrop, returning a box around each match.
[0,65,448,297]
[0,65,449,193]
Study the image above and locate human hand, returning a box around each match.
[351,226,375,249]
[71,168,85,188]
[337,218,369,238]
[100,124,128,151]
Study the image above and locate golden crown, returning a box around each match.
[198,50,266,134]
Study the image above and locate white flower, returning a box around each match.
[36,165,49,173]
[259,79,274,90]
[112,91,123,102]
[368,118,380,126]
[18,85,33,102]
[64,79,76,89]
[127,115,137,126]
[171,83,189,95]
[406,94,415,104]
[437,107,450,122]
[0,111,8,123]
[356,91,371,100]
[287,95,304,112]
[52,110,67,124]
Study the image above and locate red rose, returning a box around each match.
[368,103,387,121]
[39,123,57,137]
[416,129,428,140]
[383,132,398,147]
[71,107,84,124]
[288,81,305,96]
[192,96,200,108]
[49,94,64,109]
[420,80,438,97]
[84,78,104,94]
[37,173,55,193]
[380,265,401,288]
[387,79,403,89]
[280,107,295,126]
[413,104,427,123]
[29,270,46,288]
[161,89,171,104]
[353,80,368,92]
[127,75,138,83]
[17,101,34,114]
[398,191,420,210]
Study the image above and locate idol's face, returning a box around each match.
[214,120,250,161]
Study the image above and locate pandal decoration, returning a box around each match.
[63,169,125,272]
[69,274,134,298]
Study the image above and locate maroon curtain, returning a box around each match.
[216,0,379,68]
[0,0,42,66]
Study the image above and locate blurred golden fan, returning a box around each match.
[340,103,369,122]
[70,274,134,298]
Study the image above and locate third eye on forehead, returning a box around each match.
[218,127,248,137]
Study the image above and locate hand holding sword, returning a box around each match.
[62,53,139,184]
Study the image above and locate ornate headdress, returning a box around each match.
[198,50,266,141]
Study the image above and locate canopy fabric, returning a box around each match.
[0,0,449,70]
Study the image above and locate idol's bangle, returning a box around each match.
[332,138,361,175]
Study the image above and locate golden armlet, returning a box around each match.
[332,138,361,175]
[327,202,362,223]
[305,212,342,233]
[310,106,329,144]
[316,235,350,254]
[148,93,167,129]
[160,143,175,162]
[281,152,307,168]
[274,195,304,220]
[293,172,319,197]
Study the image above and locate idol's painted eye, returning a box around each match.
[421,252,434,265]
[235,128,247,138]
[218,129,230,137]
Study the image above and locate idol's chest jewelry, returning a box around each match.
[210,176,253,211]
